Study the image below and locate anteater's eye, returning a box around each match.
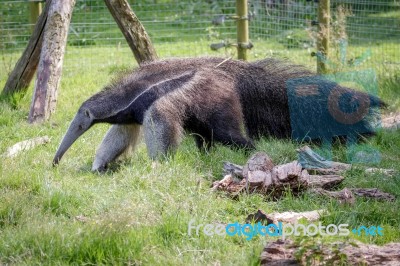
[78,125,83,130]
[85,110,90,117]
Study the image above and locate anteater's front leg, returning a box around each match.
[143,107,183,160]
[92,124,141,172]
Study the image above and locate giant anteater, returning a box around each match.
[53,57,384,171]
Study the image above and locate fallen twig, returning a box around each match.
[351,188,396,202]
[261,239,400,266]
[298,146,396,176]
[310,188,355,205]
[3,136,50,158]
[245,209,328,225]
[382,112,400,131]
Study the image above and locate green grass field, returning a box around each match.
[1,1,400,264]
[1,42,400,265]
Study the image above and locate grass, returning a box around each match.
[1,1,400,264]
[0,42,400,265]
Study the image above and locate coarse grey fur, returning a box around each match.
[53,57,385,171]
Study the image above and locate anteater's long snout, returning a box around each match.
[53,113,92,166]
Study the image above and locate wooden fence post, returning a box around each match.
[317,0,330,73]
[236,0,249,61]
[28,0,76,123]
[104,0,158,63]
[1,0,51,97]
[29,0,42,32]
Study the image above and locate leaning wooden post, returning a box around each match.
[28,0,76,123]
[104,0,158,63]
[317,0,330,74]
[236,0,249,60]
[1,0,51,97]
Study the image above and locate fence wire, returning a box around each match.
[0,0,399,79]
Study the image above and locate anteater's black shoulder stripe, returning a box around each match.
[105,70,196,124]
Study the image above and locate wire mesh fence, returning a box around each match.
[1,0,399,80]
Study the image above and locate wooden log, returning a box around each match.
[243,152,274,178]
[211,174,246,195]
[311,188,355,205]
[222,161,244,179]
[104,0,158,64]
[304,175,344,189]
[351,188,396,202]
[261,239,298,266]
[214,154,345,197]
[297,145,349,171]
[268,209,327,224]
[1,0,52,97]
[261,239,400,266]
[298,146,396,176]
[271,161,304,183]
[382,112,400,131]
[365,167,396,176]
[28,0,76,123]
[246,209,327,225]
[214,160,311,198]
[3,136,50,158]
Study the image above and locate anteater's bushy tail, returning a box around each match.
[238,58,386,140]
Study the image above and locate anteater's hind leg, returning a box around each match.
[92,124,141,172]
[210,110,255,151]
[143,107,183,160]
[215,130,255,151]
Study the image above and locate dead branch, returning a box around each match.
[297,145,350,172]
[267,210,327,224]
[351,188,396,202]
[222,161,244,179]
[261,239,400,266]
[215,152,344,198]
[298,146,395,176]
[245,209,328,225]
[243,152,275,177]
[3,136,50,158]
[305,175,344,189]
[311,188,355,205]
[382,112,400,131]
[214,148,395,204]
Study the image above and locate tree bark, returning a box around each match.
[1,0,52,97]
[104,0,158,64]
[28,0,76,123]
[214,153,345,198]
